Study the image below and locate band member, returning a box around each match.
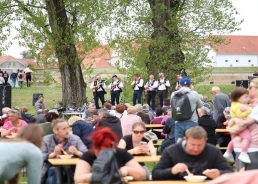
[144,75,158,110]
[90,75,106,109]
[109,75,123,105]
[157,72,170,107]
[131,73,144,105]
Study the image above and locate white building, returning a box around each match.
[210,35,258,67]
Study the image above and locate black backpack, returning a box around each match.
[90,149,124,184]
[171,92,194,121]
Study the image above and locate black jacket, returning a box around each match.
[97,115,123,139]
[152,142,232,180]
[198,115,217,145]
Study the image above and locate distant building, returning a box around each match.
[0,55,37,72]
[209,35,258,67]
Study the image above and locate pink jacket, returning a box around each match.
[120,114,142,136]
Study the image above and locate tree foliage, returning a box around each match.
[109,0,242,90]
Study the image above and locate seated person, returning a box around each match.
[41,118,87,183]
[197,106,217,145]
[1,109,28,136]
[152,126,232,180]
[0,124,43,184]
[34,95,47,114]
[82,103,98,122]
[74,127,146,183]
[118,122,156,156]
[150,108,164,124]
[0,107,11,126]
[68,115,93,149]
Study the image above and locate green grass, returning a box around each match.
[211,67,258,74]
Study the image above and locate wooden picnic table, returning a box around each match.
[145,124,164,129]
[48,155,161,166]
[129,181,207,184]
[215,129,229,133]
[134,155,161,163]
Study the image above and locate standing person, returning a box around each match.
[10,70,18,87]
[90,75,106,109]
[171,77,203,142]
[24,66,33,87]
[0,73,5,85]
[131,73,144,105]
[144,74,158,110]
[3,71,9,85]
[152,126,232,180]
[17,70,24,88]
[211,86,231,124]
[157,72,170,108]
[0,124,44,184]
[109,75,123,105]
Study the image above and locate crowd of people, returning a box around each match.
[0,67,33,88]
[2,72,258,183]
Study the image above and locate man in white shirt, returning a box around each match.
[109,75,123,105]
[131,73,144,105]
[157,72,170,107]
[90,75,106,109]
[144,74,158,110]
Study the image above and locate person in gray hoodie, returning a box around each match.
[171,77,203,142]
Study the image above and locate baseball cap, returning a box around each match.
[179,77,191,86]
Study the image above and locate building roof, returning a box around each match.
[0,55,37,66]
[212,35,258,55]
[82,45,114,68]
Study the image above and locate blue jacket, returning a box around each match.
[71,120,93,148]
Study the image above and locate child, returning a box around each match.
[223,87,252,163]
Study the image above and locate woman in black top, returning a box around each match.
[74,127,146,183]
[118,122,156,156]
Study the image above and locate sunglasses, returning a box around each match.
[133,130,145,134]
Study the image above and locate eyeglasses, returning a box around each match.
[133,130,145,134]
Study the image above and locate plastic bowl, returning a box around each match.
[184,175,207,183]
[59,155,73,159]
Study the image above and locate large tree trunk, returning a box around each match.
[147,0,185,88]
[46,0,85,107]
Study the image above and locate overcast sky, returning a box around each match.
[4,0,258,58]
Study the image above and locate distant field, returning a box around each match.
[211,67,258,73]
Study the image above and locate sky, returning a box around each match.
[4,0,258,58]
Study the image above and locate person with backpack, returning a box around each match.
[74,127,146,183]
[171,76,203,142]
[17,70,24,88]
[10,70,18,87]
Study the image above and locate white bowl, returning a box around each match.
[59,155,73,159]
[184,175,207,183]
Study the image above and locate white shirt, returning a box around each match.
[131,78,144,90]
[90,80,106,92]
[108,80,123,91]
[158,78,170,90]
[144,80,159,91]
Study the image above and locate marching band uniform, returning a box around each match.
[144,75,158,110]
[109,75,123,105]
[131,74,144,105]
[157,73,170,107]
[90,76,106,109]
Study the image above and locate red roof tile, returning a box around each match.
[212,35,258,55]
[0,55,37,65]
[82,45,114,68]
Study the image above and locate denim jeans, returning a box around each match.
[174,120,197,142]
[46,167,62,184]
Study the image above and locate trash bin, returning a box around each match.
[33,93,43,106]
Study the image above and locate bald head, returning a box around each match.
[211,86,221,95]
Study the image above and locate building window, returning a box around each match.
[236,60,239,62]
[248,60,251,62]
[225,60,228,62]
